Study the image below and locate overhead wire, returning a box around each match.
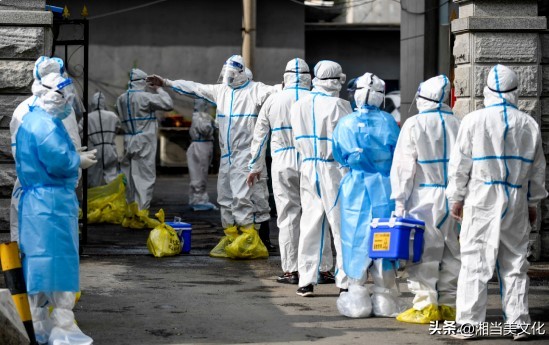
[87,0,171,20]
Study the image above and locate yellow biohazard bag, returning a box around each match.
[122,202,161,229]
[209,226,239,258]
[87,174,127,224]
[225,225,268,259]
[146,210,181,257]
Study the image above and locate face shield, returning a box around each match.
[223,66,240,86]
[64,83,85,118]
[217,58,246,87]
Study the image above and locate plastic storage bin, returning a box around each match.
[369,217,425,262]
[166,220,192,254]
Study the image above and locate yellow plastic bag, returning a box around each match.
[396,304,441,324]
[439,305,456,321]
[209,226,239,258]
[146,209,181,257]
[225,225,268,259]
[122,202,161,229]
[87,174,127,224]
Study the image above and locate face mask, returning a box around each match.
[57,103,72,120]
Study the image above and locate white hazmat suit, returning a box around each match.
[116,68,173,211]
[85,91,121,187]
[149,55,274,229]
[290,60,352,294]
[390,75,461,323]
[9,56,81,243]
[249,58,317,281]
[187,99,215,210]
[446,65,547,328]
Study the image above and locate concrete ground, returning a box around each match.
[2,174,549,344]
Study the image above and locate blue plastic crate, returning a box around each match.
[369,217,425,262]
[166,221,192,254]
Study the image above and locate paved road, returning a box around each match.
[76,254,549,345]
[74,175,549,344]
[2,174,548,344]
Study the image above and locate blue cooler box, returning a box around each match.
[166,221,192,254]
[369,217,425,262]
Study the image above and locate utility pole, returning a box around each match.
[242,0,256,71]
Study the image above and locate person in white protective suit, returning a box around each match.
[16,73,96,345]
[290,60,353,296]
[242,66,276,247]
[9,56,82,243]
[334,73,404,318]
[446,65,547,341]
[247,58,319,284]
[84,91,121,187]
[187,99,216,211]
[116,68,173,211]
[147,55,276,252]
[389,75,461,324]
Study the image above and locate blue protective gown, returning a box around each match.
[333,105,400,280]
[15,107,81,294]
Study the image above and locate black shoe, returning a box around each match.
[296,284,314,297]
[277,271,299,284]
[264,241,277,252]
[317,271,335,284]
[258,221,277,252]
[339,288,348,296]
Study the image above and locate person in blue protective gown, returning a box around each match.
[16,73,96,345]
[333,72,403,317]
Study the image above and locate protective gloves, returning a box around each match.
[246,171,261,187]
[79,149,97,169]
[394,201,405,218]
[146,75,166,87]
[450,201,464,223]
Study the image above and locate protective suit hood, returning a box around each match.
[34,73,73,119]
[415,75,452,113]
[245,67,253,81]
[283,58,311,91]
[193,98,209,114]
[312,60,346,97]
[31,56,65,98]
[483,64,519,107]
[129,68,148,90]
[34,56,65,81]
[354,72,385,108]
[220,55,248,89]
[90,91,107,111]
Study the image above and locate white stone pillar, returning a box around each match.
[0,0,52,231]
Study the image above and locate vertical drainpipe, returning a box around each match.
[242,0,256,71]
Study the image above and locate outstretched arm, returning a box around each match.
[147,75,218,106]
